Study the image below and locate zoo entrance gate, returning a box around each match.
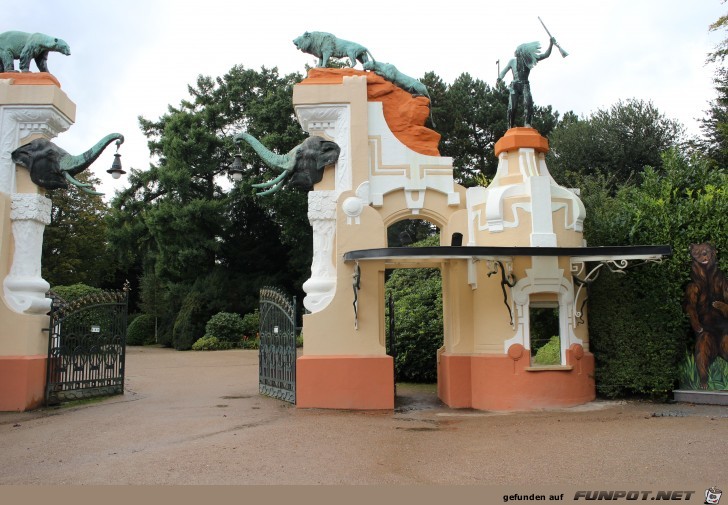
[258,287,297,404]
[45,290,128,405]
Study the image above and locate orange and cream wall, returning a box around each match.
[0,73,74,411]
[293,68,595,410]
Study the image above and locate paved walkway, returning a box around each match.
[0,346,726,485]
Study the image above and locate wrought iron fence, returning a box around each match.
[259,287,297,404]
[45,290,128,405]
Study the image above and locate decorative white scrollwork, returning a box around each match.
[4,193,53,314]
[303,190,337,313]
[0,104,72,195]
[570,257,665,325]
[295,104,351,194]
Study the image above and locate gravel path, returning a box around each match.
[0,346,726,485]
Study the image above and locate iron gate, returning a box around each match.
[258,287,297,404]
[46,290,128,405]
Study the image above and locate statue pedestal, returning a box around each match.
[493,126,549,156]
[0,72,61,87]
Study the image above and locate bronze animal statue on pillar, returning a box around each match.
[293,31,373,68]
[0,31,71,73]
[11,133,124,195]
[362,60,430,100]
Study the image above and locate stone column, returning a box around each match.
[0,74,75,411]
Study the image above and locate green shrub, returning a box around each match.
[206,312,245,344]
[52,283,103,301]
[533,336,560,365]
[241,310,260,339]
[241,336,260,350]
[51,283,114,337]
[589,267,685,399]
[191,335,230,351]
[126,314,157,346]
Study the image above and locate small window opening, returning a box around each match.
[529,302,560,366]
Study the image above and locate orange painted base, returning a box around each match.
[438,346,595,411]
[0,355,47,411]
[297,355,394,409]
[494,127,549,157]
[300,68,440,156]
[0,72,60,87]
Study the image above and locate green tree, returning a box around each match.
[138,265,168,344]
[699,67,728,167]
[707,12,728,65]
[699,11,728,167]
[387,219,438,247]
[43,171,114,287]
[548,99,684,191]
[107,66,307,349]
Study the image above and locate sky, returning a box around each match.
[7,0,726,198]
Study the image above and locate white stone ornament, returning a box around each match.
[4,193,53,314]
[342,196,364,224]
[303,190,337,312]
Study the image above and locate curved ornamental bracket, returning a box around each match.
[570,255,667,326]
[343,245,672,326]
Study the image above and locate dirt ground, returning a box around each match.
[0,346,726,485]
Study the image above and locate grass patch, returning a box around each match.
[678,351,728,390]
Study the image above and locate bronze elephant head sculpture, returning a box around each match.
[234,132,340,195]
[11,133,123,195]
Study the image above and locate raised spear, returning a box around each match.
[538,16,569,58]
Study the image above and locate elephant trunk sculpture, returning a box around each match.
[11,133,124,195]
[233,132,340,196]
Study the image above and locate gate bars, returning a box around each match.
[45,290,128,405]
[258,287,297,404]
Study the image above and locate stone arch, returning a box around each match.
[378,187,462,246]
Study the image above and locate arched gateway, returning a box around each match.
[248,68,668,411]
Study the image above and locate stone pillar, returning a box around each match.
[295,104,351,313]
[0,74,75,411]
